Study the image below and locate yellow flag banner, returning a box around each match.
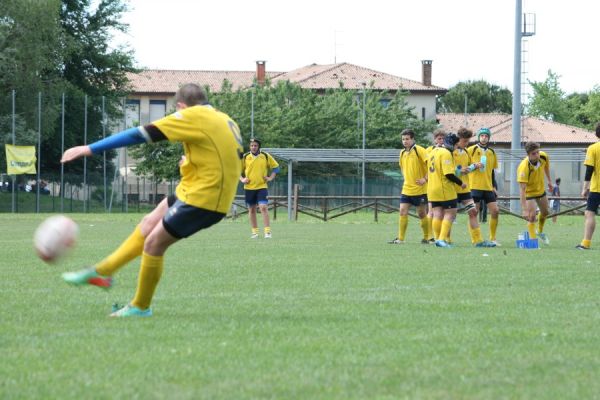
[5,144,37,175]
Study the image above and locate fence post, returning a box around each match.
[323,197,328,221]
[293,184,299,221]
[374,197,378,222]
[273,198,277,220]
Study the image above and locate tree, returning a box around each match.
[526,70,572,123]
[437,80,512,114]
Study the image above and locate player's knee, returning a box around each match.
[258,203,268,212]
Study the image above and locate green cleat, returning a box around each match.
[62,267,113,289]
[109,304,152,317]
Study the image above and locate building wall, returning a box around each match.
[405,93,437,120]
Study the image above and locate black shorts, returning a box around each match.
[586,192,600,213]
[430,199,458,209]
[245,188,269,206]
[471,190,497,204]
[457,192,473,202]
[526,192,546,201]
[400,193,428,207]
[163,195,225,239]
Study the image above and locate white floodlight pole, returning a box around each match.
[361,82,366,201]
[511,0,523,213]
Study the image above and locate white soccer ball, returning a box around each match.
[33,215,79,263]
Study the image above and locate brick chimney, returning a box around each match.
[256,60,266,86]
[421,60,432,86]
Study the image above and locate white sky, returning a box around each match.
[114,0,599,94]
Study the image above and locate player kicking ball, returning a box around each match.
[60,83,243,317]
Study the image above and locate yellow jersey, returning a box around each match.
[584,142,600,193]
[427,147,458,202]
[399,145,428,196]
[453,148,471,194]
[242,151,280,190]
[517,151,549,197]
[150,105,243,214]
[467,144,498,191]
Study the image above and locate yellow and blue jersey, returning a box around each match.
[467,144,498,191]
[399,145,428,196]
[585,142,600,193]
[149,105,243,214]
[242,151,280,190]
[517,151,550,197]
[427,147,458,202]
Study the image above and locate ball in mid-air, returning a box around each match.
[33,215,79,263]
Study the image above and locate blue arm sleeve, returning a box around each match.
[89,127,148,154]
[271,167,280,174]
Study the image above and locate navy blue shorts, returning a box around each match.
[457,192,473,202]
[471,189,497,204]
[162,195,225,239]
[245,188,269,206]
[586,192,600,213]
[430,199,458,209]
[400,193,428,207]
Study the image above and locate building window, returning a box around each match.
[421,107,426,120]
[149,100,167,121]
[379,98,391,108]
[125,99,140,128]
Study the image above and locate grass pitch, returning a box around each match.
[1,212,599,399]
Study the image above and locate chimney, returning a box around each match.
[421,60,432,86]
[256,60,266,86]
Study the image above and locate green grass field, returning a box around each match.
[1,212,599,399]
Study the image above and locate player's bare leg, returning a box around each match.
[259,203,272,238]
[248,205,259,238]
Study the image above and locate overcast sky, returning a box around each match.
[114,0,598,95]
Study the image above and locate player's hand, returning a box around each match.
[263,176,271,182]
[476,162,484,170]
[547,183,553,192]
[460,183,467,190]
[582,188,589,198]
[61,146,92,163]
[178,155,186,167]
[240,177,249,184]
[416,178,427,186]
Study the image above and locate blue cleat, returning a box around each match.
[537,232,550,245]
[109,304,152,317]
[62,267,112,289]
[435,239,452,248]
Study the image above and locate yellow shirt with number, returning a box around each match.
[467,144,498,191]
[427,147,458,202]
[399,145,428,196]
[517,151,549,197]
[149,105,243,214]
[584,142,600,193]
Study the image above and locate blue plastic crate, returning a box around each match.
[516,238,539,249]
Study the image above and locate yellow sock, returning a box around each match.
[398,215,408,241]
[95,226,144,276]
[470,226,483,244]
[252,227,259,235]
[131,252,164,310]
[432,218,442,240]
[527,222,537,239]
[490,217,498,241]
[538,215,546,234]
[582,239,591,248]
[439,220,452,241]
[420,217,429,240]
[427,217,434,240]
[264,226,271,234]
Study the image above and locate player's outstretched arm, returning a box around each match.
[61,127,149,164]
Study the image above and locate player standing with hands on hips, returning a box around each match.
[60,83,244,317]
[240,138,279,238]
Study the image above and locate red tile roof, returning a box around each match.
[437,113,596,145]
[127,63,446,94]
[127,69,284,94]
[271,63,446,93]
